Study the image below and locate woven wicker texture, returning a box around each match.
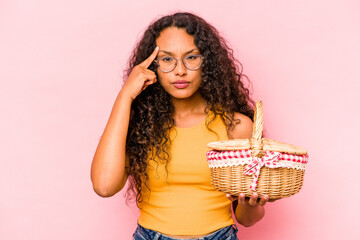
[207,101,308,199]
[207,138,307,155]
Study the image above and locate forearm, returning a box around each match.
[90,91,132,197]
[233,201,265,227]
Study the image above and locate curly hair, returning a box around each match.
[123,12,255,205]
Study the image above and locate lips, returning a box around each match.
[173,80,190,89]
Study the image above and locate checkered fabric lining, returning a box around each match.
[206,149,308,170]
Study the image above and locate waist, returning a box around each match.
[134,223,238,240]
[138,187,234,235]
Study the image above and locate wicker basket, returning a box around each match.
[206,101,308,199]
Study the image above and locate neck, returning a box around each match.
[171,90,207,117]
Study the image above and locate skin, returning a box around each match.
[91,27,272,239]
[155,27,207,127]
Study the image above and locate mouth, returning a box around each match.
[172,80,190,89]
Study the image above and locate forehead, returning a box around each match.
[156,27,198,53]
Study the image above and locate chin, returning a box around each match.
[169,89,201,100]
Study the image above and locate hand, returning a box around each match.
[226,192,275,207]
[121,46,159,100]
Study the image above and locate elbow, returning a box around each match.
[92,185,117,198]
[90,169,127,197]
[91,179,125,198]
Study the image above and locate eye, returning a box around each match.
[185,54,200,61]
[160,56,174,63]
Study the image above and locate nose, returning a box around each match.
[173,59,187,76]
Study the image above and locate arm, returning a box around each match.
[226,112,268,227]
[90,92,132,197]
[90,46,159,197]
[230,193,267,227]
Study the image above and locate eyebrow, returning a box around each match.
[159,48,198,55]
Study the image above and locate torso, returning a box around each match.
[166,111,252,239]
[138,105,252,237]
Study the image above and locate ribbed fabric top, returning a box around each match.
[138,111,234,235]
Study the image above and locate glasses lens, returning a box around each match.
[158,56,176,72]
[156,54,203,72]
[184,54,203,70]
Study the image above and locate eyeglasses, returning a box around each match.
[154,54,204,73]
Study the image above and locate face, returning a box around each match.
[155,27,203,100]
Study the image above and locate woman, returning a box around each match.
[91,12,271,240]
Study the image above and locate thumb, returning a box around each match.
[226,194,238,202]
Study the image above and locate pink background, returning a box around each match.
[1,0,359,239]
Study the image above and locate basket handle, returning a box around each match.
[251,101,264,157]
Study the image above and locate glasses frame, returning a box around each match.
[153,54,204,73]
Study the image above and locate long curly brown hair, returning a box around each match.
[123,12,255,205]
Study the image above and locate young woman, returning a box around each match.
[91,12,271,240]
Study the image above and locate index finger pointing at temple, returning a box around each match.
[140,46,159,69]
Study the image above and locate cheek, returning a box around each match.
[193,71,203,83]
[156,72,168,87]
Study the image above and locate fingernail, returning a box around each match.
[226,194,230,198]
[155,46,159,50]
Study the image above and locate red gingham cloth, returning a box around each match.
[206,149,308,164]
[207,149,309,191]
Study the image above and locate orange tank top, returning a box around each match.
[137,111,235,235]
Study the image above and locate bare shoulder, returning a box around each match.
[226,112,253,140]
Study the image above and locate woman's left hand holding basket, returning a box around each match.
[227,192,274,207]
[226,193,275,227]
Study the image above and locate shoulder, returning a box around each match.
[226,112,253,140]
